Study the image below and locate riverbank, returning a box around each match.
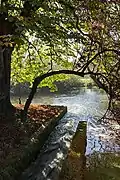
[0,104,67,179]
[10,76,95,96]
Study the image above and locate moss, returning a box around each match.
[59,121,87,180]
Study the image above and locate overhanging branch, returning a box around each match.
[82,49,119,73]
[22,69,102,120]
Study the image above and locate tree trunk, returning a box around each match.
[0,47,14,115]
[0,13,16,116]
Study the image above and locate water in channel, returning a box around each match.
[12,87,120,179]
[11,87,120,155]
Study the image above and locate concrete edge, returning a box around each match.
[0,106,67,180]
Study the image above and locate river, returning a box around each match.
[11,87,120,155]
[12,87,120,179]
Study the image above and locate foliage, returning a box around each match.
[11,42,71,90]
[0,0,120,102]
[60,75,95,88]
[0,104,65,179]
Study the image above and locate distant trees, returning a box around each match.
[0,0,120,118]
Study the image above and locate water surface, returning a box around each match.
[11,87,120,154]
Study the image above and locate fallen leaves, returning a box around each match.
[0,104,63,170]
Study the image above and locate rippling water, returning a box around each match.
[12,87,120,154]
[14,87,120,180]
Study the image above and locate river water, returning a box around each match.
[12,87,120,179]
[11,87,120,155]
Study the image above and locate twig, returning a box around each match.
[21,34,46,66]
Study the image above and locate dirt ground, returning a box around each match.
[0,104,63,171]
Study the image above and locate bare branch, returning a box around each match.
[81,49,119,73]
[21,34,46,66]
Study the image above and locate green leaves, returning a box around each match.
[0,0,117,99]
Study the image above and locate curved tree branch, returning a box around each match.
[22,69,102,120]
[81,48,119,73]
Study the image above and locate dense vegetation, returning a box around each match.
[0,0,120,118]
[0,1,120,179]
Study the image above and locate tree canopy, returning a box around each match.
[0,0,120,115]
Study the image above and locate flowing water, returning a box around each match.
[12,87,120,180]
[11,87,120,154]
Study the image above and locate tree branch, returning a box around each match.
[59,0,91,39]
[81,49,119,73]
[22,69,102,120]
[21,0,45,17]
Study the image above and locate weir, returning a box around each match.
[59,121,87,180]
[16,88,120,179]
[19,113,84,180]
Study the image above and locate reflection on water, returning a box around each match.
[12,87,119,154]
[13,87,120,180]
[87,118,120,154]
